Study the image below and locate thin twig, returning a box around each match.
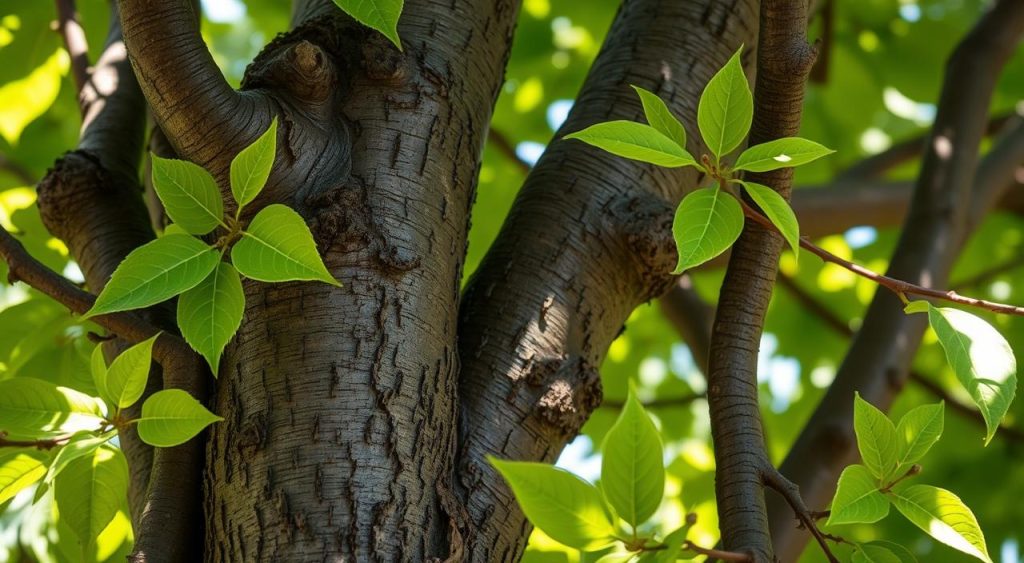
[777,273,1024,443]
[763,469,841,563]
[682,541,753,562]
[54,0,91,113]
[0,431,74,450]
[739,198,1024,315]
[0,224,193,365]
[487,128,531,173]
[600,392,706,410]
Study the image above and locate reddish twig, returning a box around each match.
[763,469,841,563]
[739,197,1024,315]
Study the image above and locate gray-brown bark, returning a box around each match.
[455,0,758,559]
[770,1,1024,559]
[704,1,815,560]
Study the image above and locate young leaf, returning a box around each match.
[151,154,225,235]
[0,378,105,437]
[738,181,800,257]
[54,445,128,551]
[596,552,637,563]
[136,389,223,447]
[35,430,116,502]
[852,543,904,563]
[631,85,686,147]
[177,262,245,376]
[888,483,991,563]
[733,137,834,172]
[600,382,664,527]
[655,525,691,563]
[926,305,1017,444]
[903,301,929,314]
[230,118,277,211]
[332,0,404,49]
[859,541,918,563]
[671,185,744,274]
[489,458,616,550]
[101,334,158,409]
[85,234,221,318]
[0,449,48,504]
[827,464,889,526]
[697,47,752,160]
[90,344,107,403]
[564,121,698,168]
[853,392,899,482]
[895,402,944,470]
[232,204,341,286]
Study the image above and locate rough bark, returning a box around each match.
[770,1,1024,559]
[108,1,524,560]
[455,0,758,559]
[704,1,815,560]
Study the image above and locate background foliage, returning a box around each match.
[0,0,1021,561]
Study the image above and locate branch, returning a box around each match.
[763,469,840,563]
[54,0,91,112]
[0,226,190,365]
[770,1,1024,558]
[454,1,759,558]
[487,128,531,174]
[703,0,816,559]
[118,0,251,167]
[775,274,1024,443]
[600,392,705,410]
[658,275,713,375]
[0,431,74,450]
[740,197,1024,315]
[0,153,36,185]
[683,541,753,562]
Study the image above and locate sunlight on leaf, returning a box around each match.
[888,483,991,563]
[697,47,751,160]
[565,121,698,168]
[0,48,68,145]
[671,184,744,273]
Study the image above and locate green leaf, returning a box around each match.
[697,47,752,159]
[655,525,691,563]
[631,86,686,148]
[860,541,918,563]
[564,121,698,168]
[926,305,1017,444]
[595,552,637,563]
[230,118,277,211]
[827,464,889,526]
[100,334,158,409]
[853,392,899,482]
[136,389,223,447]
[85,234,222,318]
[671,185,744,274]
[54,445,128,552]
[600,382,664,527]
[895,402,944,469]
[489,458,616,550]
[852,543,903,563]
[151,154,225,236]
[332,0,404,49]
[90,344,107,404]
[738,181,800,257]
[177,262,245,377]
[888,484,991,563]
[733,137,834,172]
[0,449,48,504]
[35,430,116,502]
[0,378,105,437]
[232,204,341,286]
